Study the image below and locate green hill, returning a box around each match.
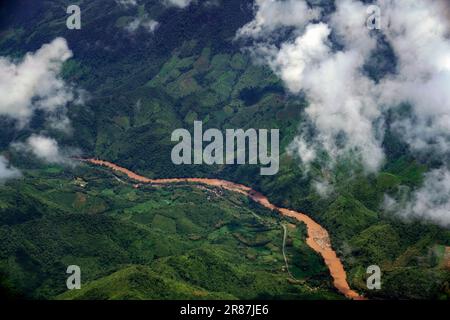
[0,0,449,300]
[0,166,340,300]
[57,265,236,300]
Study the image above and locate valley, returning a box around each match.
[82,158,364,300]
[1,0,449,301]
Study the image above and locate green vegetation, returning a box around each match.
[0,166,340,300]
[0,0,449,300]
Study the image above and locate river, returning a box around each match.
[82,158,364,300]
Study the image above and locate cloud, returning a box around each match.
[377,0,450,157]
[115,0,159,34]
[165,0,193,9]
[239,0,450,171]
[0,156,21,181]
[239,0,450,225]
[266,22,331,94]
[313,179,332,198]
[115,0,138,7]
[116,0,193,9]
[329,0,377,55]
[12,134,78,165]
[0,37,76,128]
[236,0,321,39]
[385,169,450,227]
[240,1,384,172]
[125,15,159,33]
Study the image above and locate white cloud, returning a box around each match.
[12,134,77,164]
[329,0,377,55]
[116,0,138,7]
[0,37,75,128]
[237,0,321,39]
[165,0,193,8]
[378,0,450,157]
[267,22,331,94]
[288,135,316,166]
[26,135,61,163]
[0,156,21,181]
[116,0,193,9]
[239,0,450,173]
[313,179,332,198]
[241,4,384,172]
[398,169,450,227]
[239,0,450,225]
[125,15,159,33]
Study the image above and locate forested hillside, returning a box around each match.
[0,0,449,300]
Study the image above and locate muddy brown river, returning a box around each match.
[83,158,364,300]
